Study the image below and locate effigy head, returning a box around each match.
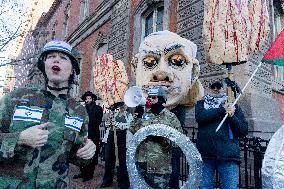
[135,30,203,109]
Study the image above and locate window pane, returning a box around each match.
[145,12,153,37]
[156,7,164,31]
[156,7,164,24]
[97,44,108,58]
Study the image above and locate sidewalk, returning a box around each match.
[69,164,119,189]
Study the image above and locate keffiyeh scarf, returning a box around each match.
[204,92,227,109]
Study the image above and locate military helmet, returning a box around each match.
[37,40,80,75]
[147,86,167,101]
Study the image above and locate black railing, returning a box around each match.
[98,124,269,189]
[180,126,269,189]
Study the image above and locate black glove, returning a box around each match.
[134,105,144,118]
[224,77,242,98]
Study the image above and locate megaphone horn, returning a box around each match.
[124,86,146,107]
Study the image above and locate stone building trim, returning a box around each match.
[67,0,119,46]
[107,0,131,64]
[92,31,109,50]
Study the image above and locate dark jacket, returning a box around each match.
[195,100,248,162]
[86,102,103,140]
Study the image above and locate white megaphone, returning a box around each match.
[124,86,146,107]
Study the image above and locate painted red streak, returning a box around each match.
[209,0,219,50]
[254,0,266,52]
[224,3,229,58]
[206,0,269,64]
[229,0,239,63]
[112,60,120,98]
[250,0,257,52]
[94,53,125,105]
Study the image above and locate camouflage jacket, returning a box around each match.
[129,108,182,174]
[0,88,89,189]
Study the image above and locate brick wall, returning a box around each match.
[76,21,112,95]
[68,0,81,35]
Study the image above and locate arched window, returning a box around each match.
[132,0,170,56]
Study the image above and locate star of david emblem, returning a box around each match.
[25,111,32,116]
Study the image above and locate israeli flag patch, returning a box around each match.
[64,115,83,132]
[13,106,43,123]
[142,114,150,120]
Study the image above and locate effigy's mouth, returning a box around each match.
[142,82,181,94]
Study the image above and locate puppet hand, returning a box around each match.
[76,136,96,159]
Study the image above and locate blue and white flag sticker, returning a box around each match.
[64,115,83,132]
[13,106,43,123]
[142,114,150,120]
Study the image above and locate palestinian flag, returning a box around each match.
[262,29,284,66]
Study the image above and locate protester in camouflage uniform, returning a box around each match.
[0,40,96,189]
[129,87,183,189]
[101,102,132,188]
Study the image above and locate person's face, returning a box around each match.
[210,86,222,94]
[147,96,158,105]
[85,96,93,104]
[44,51,73,85]
[118,105,127,112]
[136,33,199,108]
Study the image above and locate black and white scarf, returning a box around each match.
[203,92,227,109]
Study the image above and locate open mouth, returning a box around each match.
[142,82,181,94]
[52,65,61,72]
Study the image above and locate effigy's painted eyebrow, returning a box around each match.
[142,49,161,56]
[164,43,184,55]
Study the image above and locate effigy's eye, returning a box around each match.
[143,56,158,69]
[169,54,186,67]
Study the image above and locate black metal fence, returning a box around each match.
[179,126,269,189]
[98,124,270,189]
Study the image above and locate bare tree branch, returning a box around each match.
[0,0,28,53]
[0,53,39,67]
[0,21,23,52]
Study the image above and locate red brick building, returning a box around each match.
[16,0,284,138]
